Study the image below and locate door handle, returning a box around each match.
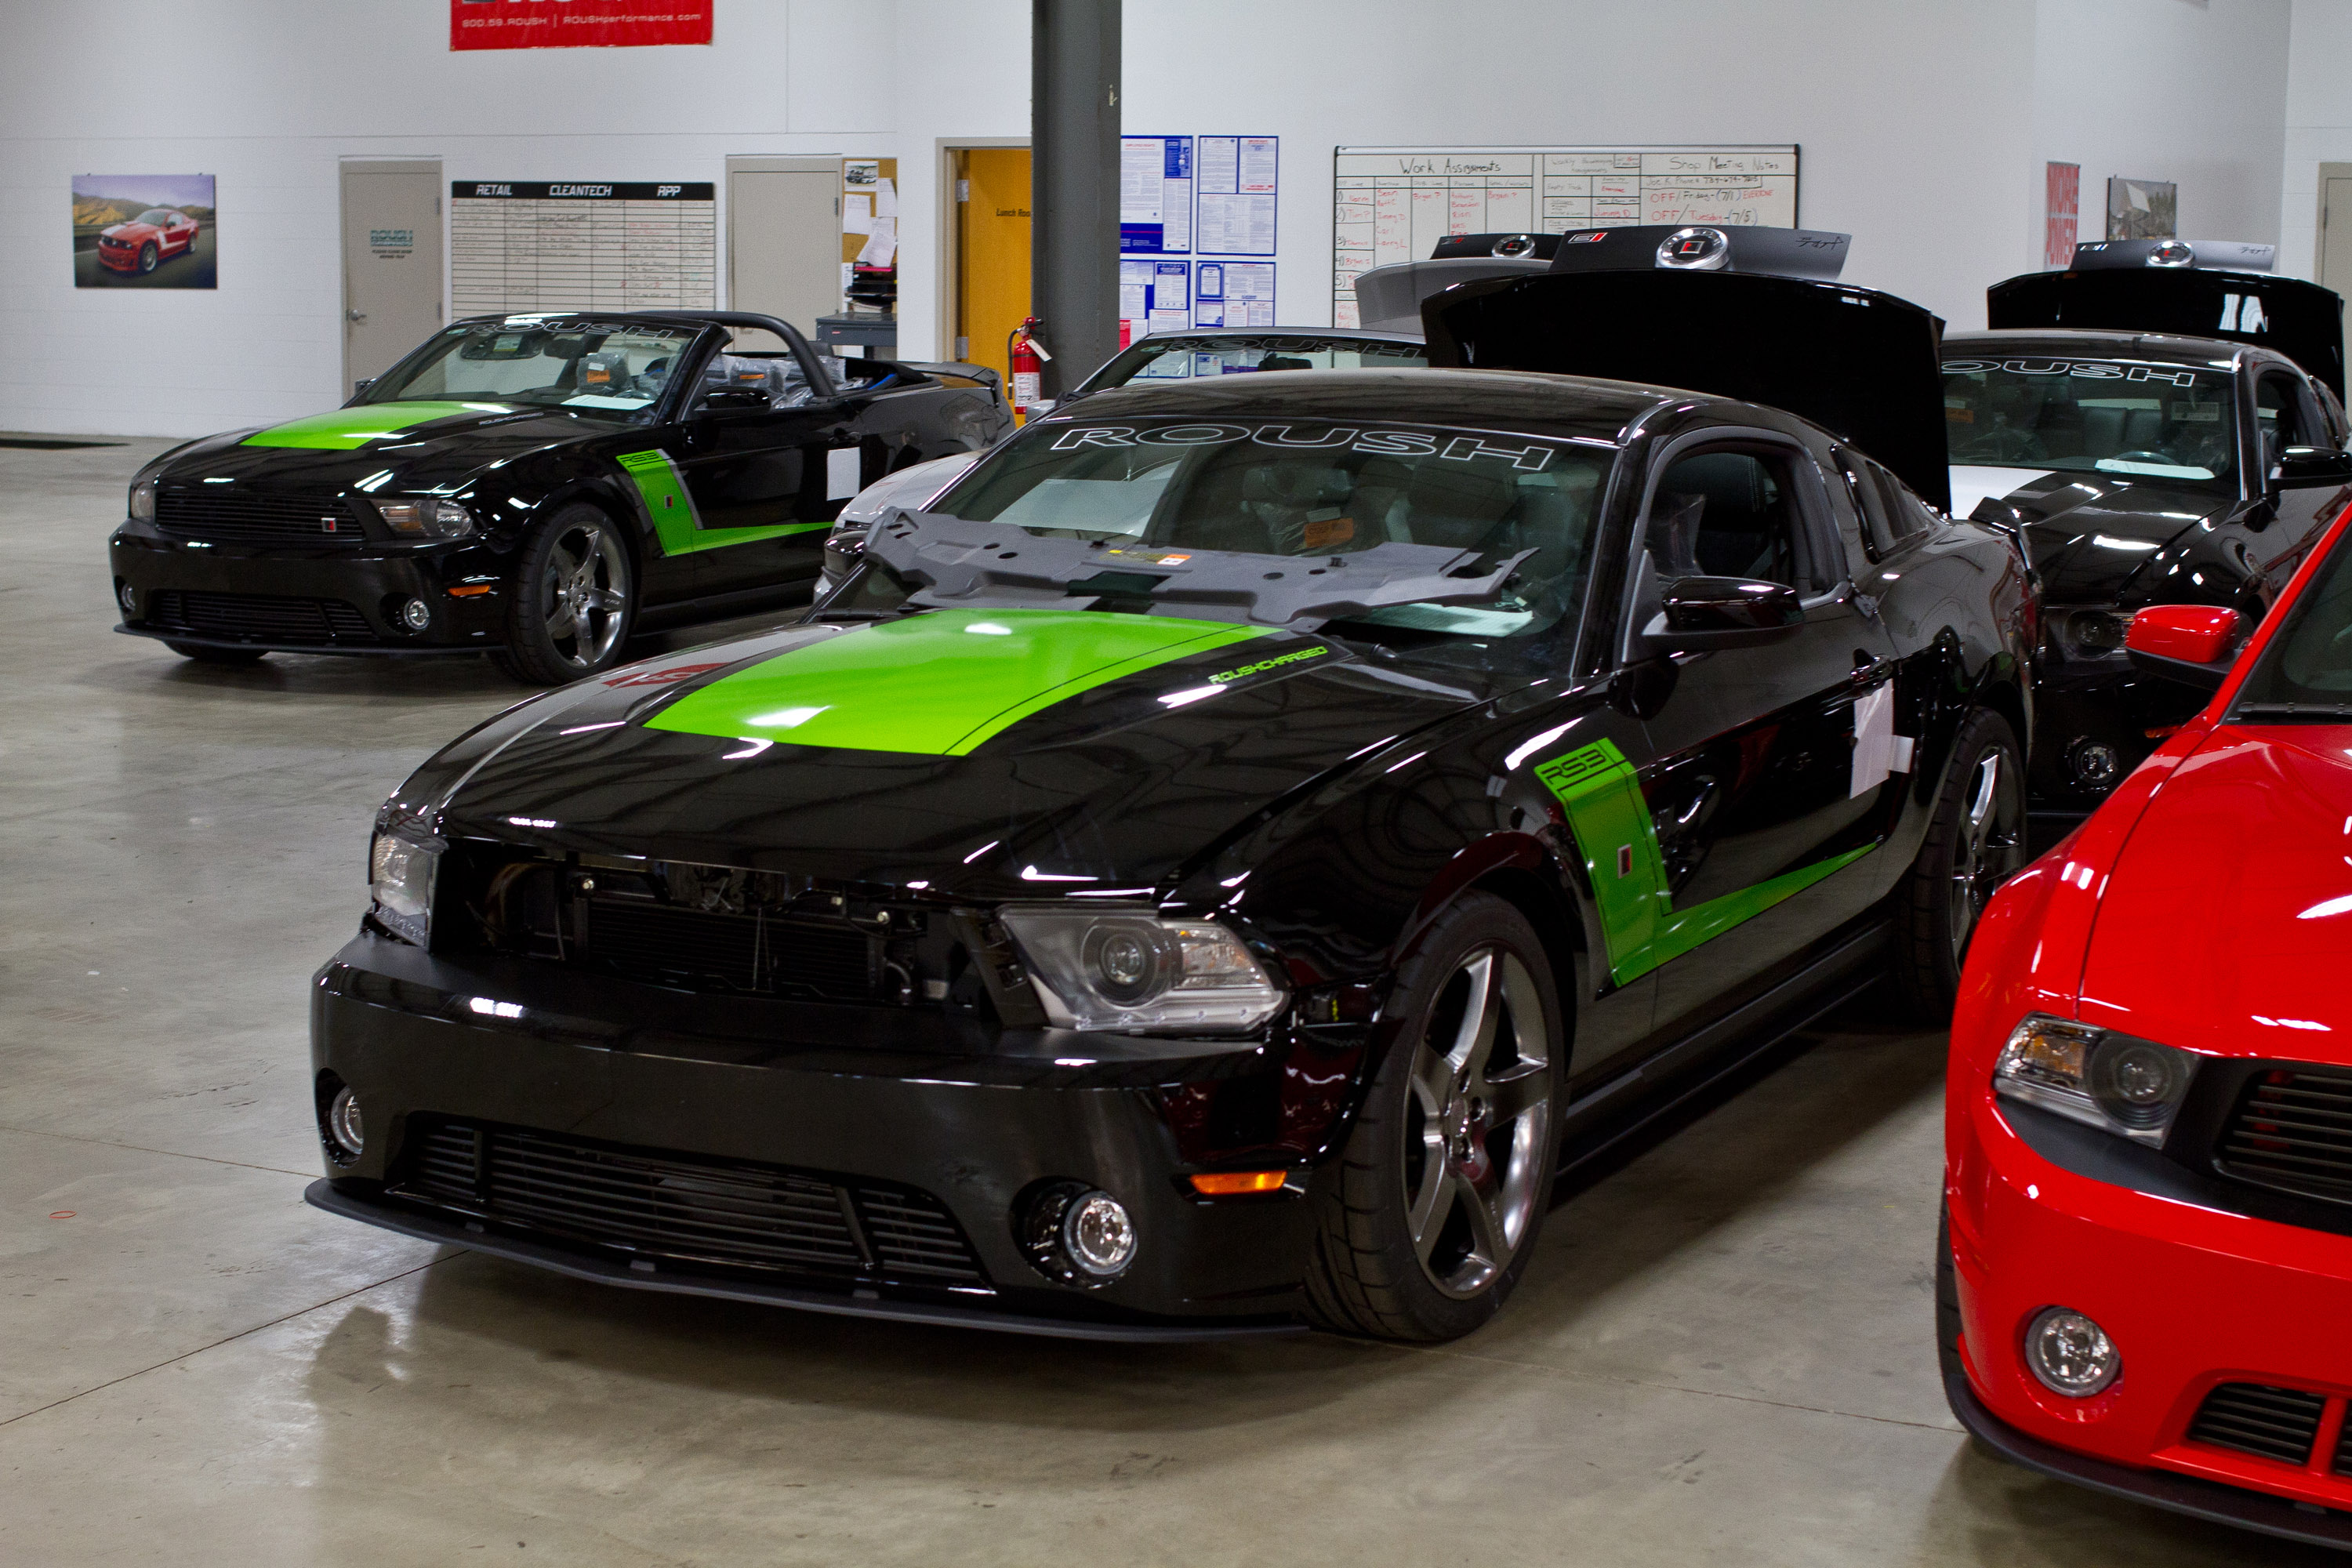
[345,309,367,324]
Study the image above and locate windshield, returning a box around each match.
[135,209,173,225]
[1085,336,1428,391]
[2233,531,2352,713]
[1941,356,2237,492]
[900,416,1610,648]
[365,322,702,416]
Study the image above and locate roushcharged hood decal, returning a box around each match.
[646,608,1269,756]
[241,401,517,450]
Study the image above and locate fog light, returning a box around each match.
[2067,738,2122,791]
[400,597,431,631]
[2025,1306,2120,1396]
[1064,1191,1137,1277]
[325,1084,364,1163]
[118,582,136,612]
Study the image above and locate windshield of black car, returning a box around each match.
[2232,531,2352,711]
[919,417,1610,641]
[135,209,172,226]
[364,323,704,415]
[1088,336,1428,390]
[1941,357,2237,491]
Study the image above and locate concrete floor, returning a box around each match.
[0,436,2319,1566]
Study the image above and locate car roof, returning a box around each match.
[1942,328,2262,369]
[1127,325,1427,347]
[1038,365,1667,442]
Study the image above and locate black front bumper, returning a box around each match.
[110,521,508,653]
[310,932,1325,1335]
[1944,1364,2352,1550]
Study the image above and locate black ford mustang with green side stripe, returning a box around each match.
[307,260,2031,1341]
[108,311,1007,683]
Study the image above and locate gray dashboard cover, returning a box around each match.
[1348,256,1550,332]
[1423,269,1951,512]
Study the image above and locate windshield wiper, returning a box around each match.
[2234,700,2352,721]
[863,510,1535,628]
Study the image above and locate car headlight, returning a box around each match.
[372,498,476,539]
[1993,1014,2198,1146]
[368,828,442,946]
[997,907,1286,1032]
[129,477,156,521]
[2053,608,2132,655]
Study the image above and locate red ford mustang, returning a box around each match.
[96,208,198,274]
[1944,486,2352,1545]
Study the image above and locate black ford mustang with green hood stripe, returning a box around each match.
[109,310,1007,683]
[307,263,2030,1341]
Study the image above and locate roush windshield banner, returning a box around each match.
[450,0,712,50]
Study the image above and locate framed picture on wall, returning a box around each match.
[74,175,216,289]
[2105,176,2176,241]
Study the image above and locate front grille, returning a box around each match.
[155,486,365,545]
[2187,1382,2326,1465]
[147,590,374,645]
[2216,1069,2352,1203]
[391,1120,985,1285]
[583,898,879,1000]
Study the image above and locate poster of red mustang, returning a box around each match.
[451,0,712,50]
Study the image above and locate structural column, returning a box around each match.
[1032,0,1120,396]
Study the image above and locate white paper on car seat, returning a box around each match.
[1851,682,1896,798]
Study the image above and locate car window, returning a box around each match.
[2256,372,2311,469]
[1084,336,1428,390]
[692,351,819,411]
[134,209,172,225]
[1940,356,2238,492]
[1645,448,1820,593]
[2233,531,2352,706]
[1837,449,1932,561]
[365,322,702,416]
[924,416,1613,646]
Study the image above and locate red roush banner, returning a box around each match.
[451,0,712,50]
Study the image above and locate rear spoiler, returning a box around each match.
[1422,269,1951,513]
[898,360,1004,391]
[1349,256,1549,333]
[1989,264,2345,401]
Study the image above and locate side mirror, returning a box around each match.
[2124,603,2248,693]
[350,378,373,398]
[695,387,771,416]
[2273,446,2352,491]
[1642,576,1806,653]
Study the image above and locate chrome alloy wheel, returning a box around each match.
[541,520,629,670]
[1403,948,1554,1299]
[1948,747,2024,962]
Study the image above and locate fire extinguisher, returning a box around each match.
[1008,317,1052,420]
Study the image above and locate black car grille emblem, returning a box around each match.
[320,517,340,533]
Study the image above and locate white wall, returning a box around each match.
[0,0,2315,436]
[2034,0,2291,273]
[2282,0,2352,279]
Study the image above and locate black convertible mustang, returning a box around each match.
[1947,241,2352,815]
[306,245,2031,1341]
[109,312,1008,683]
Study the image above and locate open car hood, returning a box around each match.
[1420,270,1952,512]
[1989,267,2347,401]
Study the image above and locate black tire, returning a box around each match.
[1893,707,2025,1019]
[495,503,637,685]
[138,242,158,274]
[163,640,267,666]
[1302,891,1566,1342]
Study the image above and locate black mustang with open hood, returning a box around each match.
[308,325,2029,1340]
[1951,246,2352,812]
[107,311,1007,683]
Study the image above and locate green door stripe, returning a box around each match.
[617,448,833,557]
[241,401,509,449]
[645,608,1271,757]
[1537,739,1874,986]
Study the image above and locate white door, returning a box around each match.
[2318,165,2352,386]
[727,157,841,336]
[341,161,444,397]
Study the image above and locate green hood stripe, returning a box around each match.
[1537,739,1874,985]
[645,608,1270,756]
[241,401,511,449]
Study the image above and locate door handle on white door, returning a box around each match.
[345,309,367,323]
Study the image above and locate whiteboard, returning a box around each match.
[1331,146,1798,328]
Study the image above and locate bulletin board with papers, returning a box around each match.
[1330,145,1798,327]
[1119,134,1279,342]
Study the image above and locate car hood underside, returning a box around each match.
[421,608,1490,898]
